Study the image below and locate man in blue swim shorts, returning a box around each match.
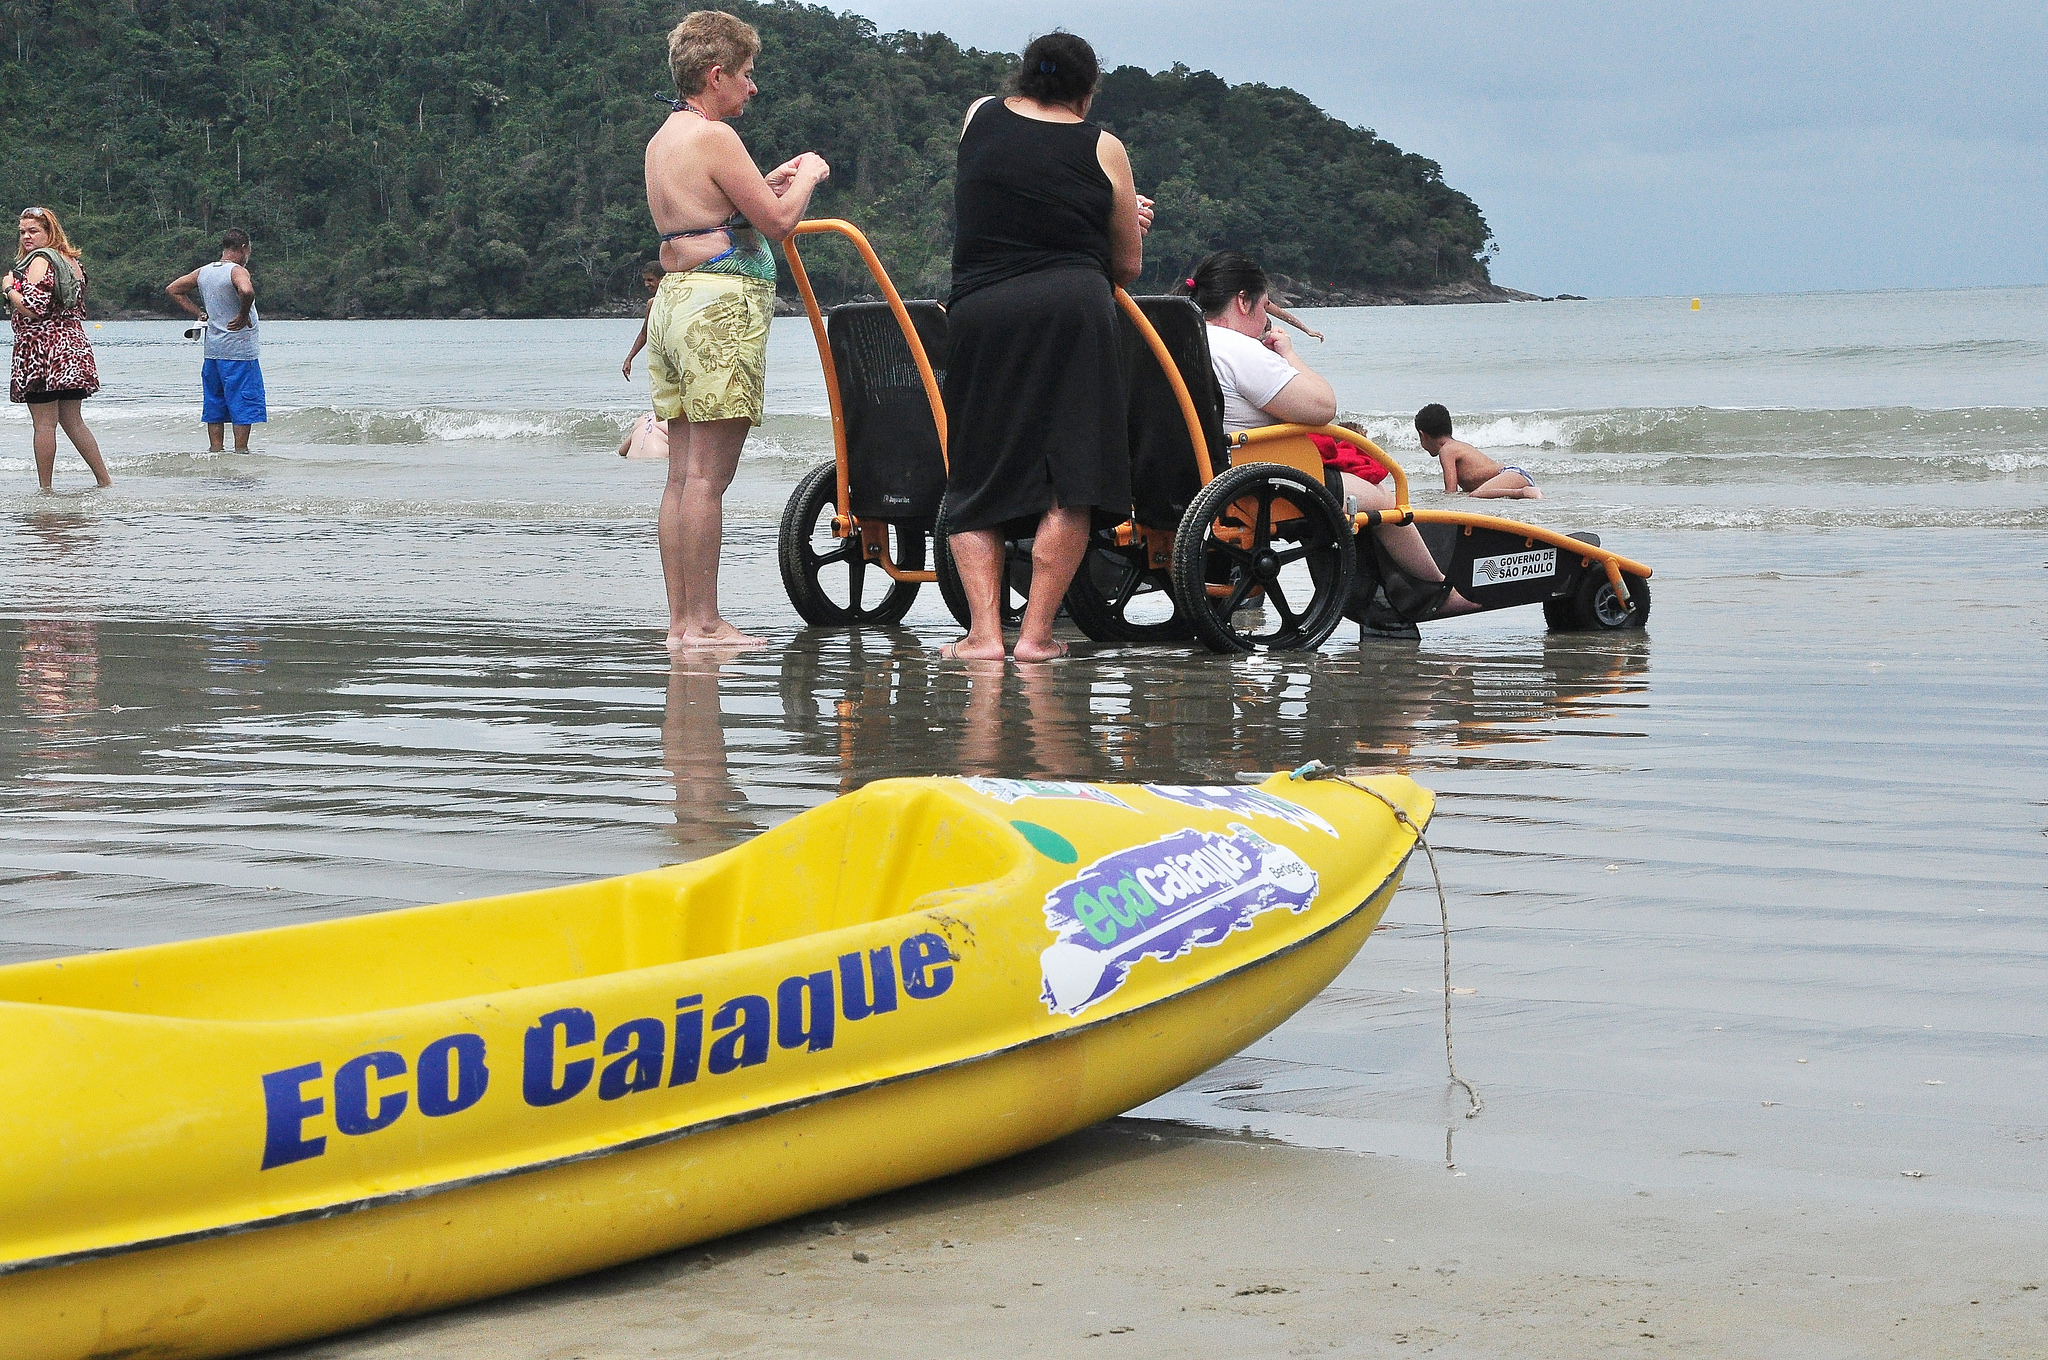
[166,229,267,452]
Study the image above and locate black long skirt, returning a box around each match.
[941,267,1129,535]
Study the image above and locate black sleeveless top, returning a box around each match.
[949,99,1114,305]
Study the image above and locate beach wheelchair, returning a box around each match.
[774,223,1351,651]
[1082,293,1654,648]
[775,221,1651,650]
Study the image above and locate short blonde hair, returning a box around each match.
[19,205,80,261]
[669,11,760,98]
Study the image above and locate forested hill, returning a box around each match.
[0,0,1499,317]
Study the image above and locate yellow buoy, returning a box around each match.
[1690,298,1701,311]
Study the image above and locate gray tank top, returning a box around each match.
[197,260,259,360]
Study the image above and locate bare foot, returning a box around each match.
[1521,487,1544,500]
[942,637,1006,661]
[666,622,768,651]
[1441,587,1484,615]
[1011,637,1069,663]
[668,634,769,652]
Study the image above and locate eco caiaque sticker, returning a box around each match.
[1038,824,1318,1016]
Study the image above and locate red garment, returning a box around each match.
[9,262,99,403]
[1308,431,1386,484]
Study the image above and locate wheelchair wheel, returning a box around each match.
[1565,567,1650,631]
[932,497,1030,631]
[777,461,925,626]
[1544,532,1604,631]
[1063,528,1195,643]
[1170,463,1356,654]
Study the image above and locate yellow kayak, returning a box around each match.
[0,772,1431,1359]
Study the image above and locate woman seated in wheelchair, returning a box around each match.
[1183,251,1477,618]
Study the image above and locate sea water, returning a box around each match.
[2,286,2044,1215]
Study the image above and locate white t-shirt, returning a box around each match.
[1206,323,1301,433]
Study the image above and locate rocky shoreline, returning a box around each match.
[96,281,1582,323]
[1266,273,1581,306]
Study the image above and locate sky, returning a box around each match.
[837,1,2047,298]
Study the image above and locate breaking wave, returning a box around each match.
[0,402,838,453]
[1337,406,2048,484]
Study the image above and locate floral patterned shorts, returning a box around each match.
[645,272,772,426]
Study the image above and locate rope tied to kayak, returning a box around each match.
[1290,760,1483,1123]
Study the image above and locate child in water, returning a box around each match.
[618,261,670,458]
[620,260,665,381]
[1416,403,1541,499]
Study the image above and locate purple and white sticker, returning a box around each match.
[964,777,1133,811]
[1144,785,1338,837]
[1038,823,1319,1017]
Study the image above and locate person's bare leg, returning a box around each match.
[30,403,59,489]
[1014,505,1088,662]
[956,659,1006,771]
[1344,473,1479,613]
[207,421,226,453]
[1474,470,1540,499]
[943,528,1009,661]
[232,423,252,453]
[658,415,694,634]
[660,415,761,648]
[57,401,112,486]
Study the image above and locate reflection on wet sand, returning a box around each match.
[0,615,1651,964]
[769,628,1652,790]
[16,507,97,563]
[201,627,269,709]
[664,657,753,855]
[17,617,99,722]
[1332,634,1652,769]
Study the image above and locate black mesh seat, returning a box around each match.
[827,301,950,524]
[1119,296,1229,530]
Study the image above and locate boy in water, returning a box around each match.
[1416,403,1541,499]
[618,262,672,457]
[620,260,665,380]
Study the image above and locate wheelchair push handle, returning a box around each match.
[782,220,949,476]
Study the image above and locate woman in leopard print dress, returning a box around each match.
[6,206,111,489]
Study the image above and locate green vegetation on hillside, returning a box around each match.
[0,0,1495,316]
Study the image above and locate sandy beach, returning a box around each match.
[266,1120,2046,1358]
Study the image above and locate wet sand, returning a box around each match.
[267,1121,2047,1359]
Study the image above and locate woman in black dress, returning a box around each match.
[942,32,1150,661]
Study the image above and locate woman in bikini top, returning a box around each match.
[648,90,824,285]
